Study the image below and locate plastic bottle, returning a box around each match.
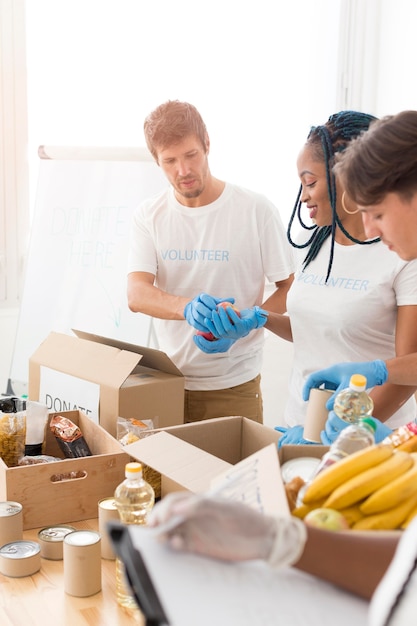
[296,417,377,508]
[114,462,155,610]
[333,374,374,423]
[313,416,377,475]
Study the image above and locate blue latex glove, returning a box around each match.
[275,425,317,449]
[193,334,236,354]
[205,306,269,341]
[184,294,235,332]
[302,360,388,409]
[320,412,393,445]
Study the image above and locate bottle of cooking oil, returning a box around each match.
[333,374,374,423]
[114,462,155,610]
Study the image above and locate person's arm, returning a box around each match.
[368,304,417,422]
[262,275,294,314]
[294,526,399,600]
[263,312,293,342]
[127,271,189,320]
[149,493,400,601]
[385,352,417,385]
[260,275,294,342]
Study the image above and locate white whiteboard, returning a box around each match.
[8,146,167,393]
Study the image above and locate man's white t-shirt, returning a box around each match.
[128,183,295,390]
[286,237,417,429]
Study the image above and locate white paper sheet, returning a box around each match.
[128,525,369,626]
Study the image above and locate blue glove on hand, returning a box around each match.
[275,425,316,449]
[193,334,236,354]
[205,306,269,341]
[320,411,350,445]
[320,412,393,445]
[184,294,235,332]
[302,360,388,408]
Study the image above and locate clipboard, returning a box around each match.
[109,521,170,626]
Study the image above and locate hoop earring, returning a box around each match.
[341,191,360,215]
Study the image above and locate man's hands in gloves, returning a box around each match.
[184,293,235,332]
[193,335,236,354]
[148,492,306,568]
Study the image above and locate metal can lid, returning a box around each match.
[0,541,40,559]
[0,501,22,517]
[64,530,101,547]
[38,525,76,543]
[98,497,117,511]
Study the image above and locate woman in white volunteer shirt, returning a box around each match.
[208,111,417,438]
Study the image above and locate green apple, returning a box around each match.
[304,507,349,531]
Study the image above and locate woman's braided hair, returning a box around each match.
[287,110,380,282]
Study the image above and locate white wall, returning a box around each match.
[375,0,417,115]
[4,0,417,422]
[24,0,341,225]
[1,0,341,400]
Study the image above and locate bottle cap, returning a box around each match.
[125,462,143,477]
[349,374,367,391]
[359,417,377,432]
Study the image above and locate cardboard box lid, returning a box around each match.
[126,431,232,493]
[30,331,142,388]
[127,433,290,515]
[150,416,280,465]
[73,329,183,377]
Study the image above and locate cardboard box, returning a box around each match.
[278,444,328,464]
[0,410,130,529]
[28,330,185,438]
[125,416,281,496]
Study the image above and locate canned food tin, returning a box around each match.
[0,540,41,577]
[63,530,101,597]
[0,501,23,545]
[98,497,119,560]
[38,525,76,560]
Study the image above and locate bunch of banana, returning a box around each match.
[292,443,417,531]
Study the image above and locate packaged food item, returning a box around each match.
[25,400,49,456]
[18,455,62,465]
[0,397,26,467]
[382,422,417,448]
[117,416,161,499]
[49,415,92,458]
[116,416,154,445]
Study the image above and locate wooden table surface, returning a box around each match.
[0,519,145,626]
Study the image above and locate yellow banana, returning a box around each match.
[302,443,394,504]
[323,450,413,510]
[353,492,417,531]
[397,434,417,453]
[291,498,326,520]
[400,501,417,529]
[360,453,417,515]
[337,504,365,527]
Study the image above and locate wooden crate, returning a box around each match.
[0,410,130,529]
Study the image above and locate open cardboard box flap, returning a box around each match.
[29,330,185,437]
[124,416,283,498]
[72,329,183,377]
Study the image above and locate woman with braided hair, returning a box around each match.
[206,111,417,444]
